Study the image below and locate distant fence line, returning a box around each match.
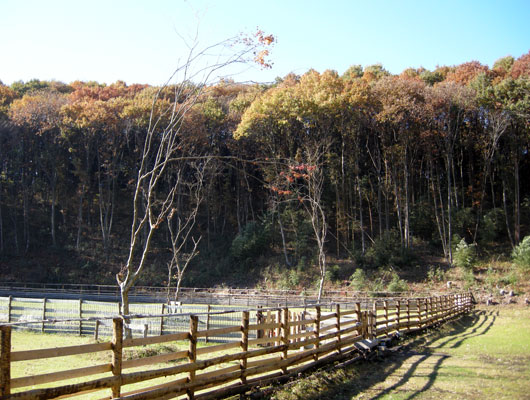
[0,295,394,341]
[0,282,440,306]
[0,293,474,400]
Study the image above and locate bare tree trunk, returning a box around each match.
[514,152,520,244]
[502,177,515,249]
[75,184,85,251]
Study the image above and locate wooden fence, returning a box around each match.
[0,293,473,400]
[0,282,434,306]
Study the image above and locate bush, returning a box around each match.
[387,273,409,293]
[453,238,476,269]
[325,264,341,283]
[427,266,446,285]
[365,230,416,268]
[479,209,504,244]
[230,221,270,263]
[349,269,367,291]
[512,235,530,271]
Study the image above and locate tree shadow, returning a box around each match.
[368,309,495,400]
[294,309,494,400]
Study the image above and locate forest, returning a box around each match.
[0,50,529,293]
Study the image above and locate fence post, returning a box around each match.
[41,298,47,333]
[205,304,211,343]
[160,303,165,336]
[335,304,341,354]
[256,306,263,340]
[396,300,401,333]
[7,296,12,323]
[276,309,282,347]
[314,306,321,361]
[0,325,11,397]
[187,315,198,400]
[280,307,289,374]
[371,302,377,339]
[78,299,83,336]
[111,318,123,398]
[240,311,249,385]
[406,299,411,331]
[384,300,389,337]
[94,320,100,341]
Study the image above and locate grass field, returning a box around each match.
[269,306,530,400]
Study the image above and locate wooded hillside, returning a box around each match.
[0,51,529,287]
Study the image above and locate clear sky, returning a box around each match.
[1,0,529,86]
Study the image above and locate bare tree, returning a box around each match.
[116,29,273,332]
[166,160,210,303]
[272,140,331,302]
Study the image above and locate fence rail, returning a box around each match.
[0,293,473,400]
[0,282,439,306]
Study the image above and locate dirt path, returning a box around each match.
[269,306,530,400]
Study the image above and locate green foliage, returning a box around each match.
[229,221,271,264]
[427,266,446,285]
[365,230,416,268]
[499,270,519,287]
[325,264,340,283]
[386,273,409,292]
[462,268,476,290]
[349,268,367,291]
[453,238,477,269]
[420,69,445,86]
[511,235,530,271]
[479,208,504,244]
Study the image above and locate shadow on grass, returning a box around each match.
[280,309,495,400]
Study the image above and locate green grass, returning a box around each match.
[268,306,530,400]
[10,330,244,399]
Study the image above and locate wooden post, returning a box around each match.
[355,302,361,334]
[406,299,411,331]
[41,298,47,333]
[7,296,12,323]
[314,306,321,361]
[384,300,389,337]
[143,324,148,338]
[335,304,341,354]
[256,306,263,340]
[276,309,282,347]
[78,299,83,336]
[111,318,123,398]
[240,311,249,385]
[160,303,165,336]
[205,304,211,343]
[396,300,401,333]
[372,302,377,339]
[0,325,11,396]
[187,315,198,400]
[94,320,100,341]
[280,308,289,374]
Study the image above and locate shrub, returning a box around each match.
[453,238,476,269]
[463,269,475,290]
[230,221,270,263]
[365,230,416,268]
[325,264,341,283]
[512,235,530,271]
[387,273,409,293]
[349,269,367,291]
[427,266,446,286]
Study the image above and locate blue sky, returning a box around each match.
[1,0,529,86]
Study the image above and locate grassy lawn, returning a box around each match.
[269,306,530,400]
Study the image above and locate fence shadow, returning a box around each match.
[297,309,492,400]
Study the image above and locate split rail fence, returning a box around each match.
[0,293,473,400]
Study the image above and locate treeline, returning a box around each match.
[0,51,529,285]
